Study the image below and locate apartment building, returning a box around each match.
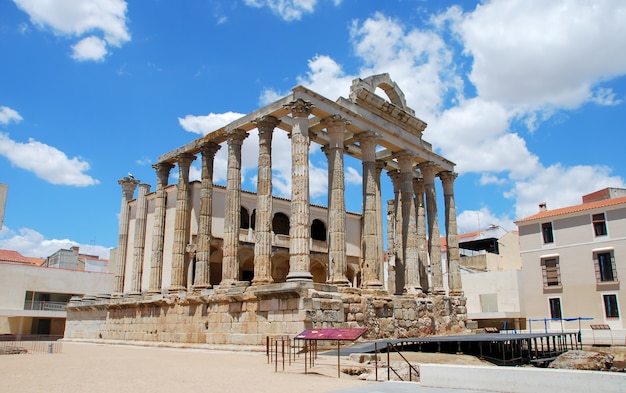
[516,188,626,339]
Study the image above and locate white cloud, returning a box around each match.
[71,35,107,62]
[457,208,515,233]
[345,166,362,185]
[0,106,23,125]
[14,0,130,61]
[0,226,111,260]
[0,133,99,186]
[244,0,320,21]
[178,111,244,135]
[455,0,626,111]
[509,163,626,219]
[591,88,623,106]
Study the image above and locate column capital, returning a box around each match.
[387,169,401,185]
[438,170,458,192]
[321,114,350,131]
[358,131,380,162]
[226,129,248,146]
[152,162,174,187]
[394,151,415,173]
[253,115,280,132]
[199,141,221,157]
[176,152,196,168]
[118,176,140,199]
[412,177,425,194]
[284,98,314,118]
[419,161,437,181]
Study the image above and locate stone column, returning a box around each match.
[387,170,403,294]
[440,171,463,296]
[375,160,385,285]
[221,129,248,287]
[130,183,150,295]
[325,115,350,286]
[359,132,382,288]
[285,99,314,282]
[252,116,279,286]
[149,163,173,294]
[420,162,444,294]
[397,153,421,294]
[194,142,221,290]
[169,153,196,293]
[386,199,396,294]
[413,178,429,292]
[114,177,139,295]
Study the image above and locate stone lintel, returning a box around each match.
[252,281,337,300]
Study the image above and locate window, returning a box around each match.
[541,257,561,287]
[240,206,250,229]
[541,222,554,244]
[272,213,290,235]
[603,294,619,318]
[311,219,327,241]
[549,298,562,319]
[593,213,608,236]
[594,251,617,282]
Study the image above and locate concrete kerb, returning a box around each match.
[419,363,626,393]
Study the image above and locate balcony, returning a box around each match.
[23,301,67,312]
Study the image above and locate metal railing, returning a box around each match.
[23,301,67,311]
[0,335,63,355]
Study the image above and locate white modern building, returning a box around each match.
[0,250,114,336]
[516,187,626,343]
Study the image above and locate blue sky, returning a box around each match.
[1,0,625,259]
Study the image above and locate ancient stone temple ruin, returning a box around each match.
[65,74,466,345]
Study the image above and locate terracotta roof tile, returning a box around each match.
[0,249,44,265]
[515,196,626,224]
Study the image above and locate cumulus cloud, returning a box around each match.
[281,1,626,225]
[178,111,245,135]
[454,0,626,111]
[0,226,110,259]
[0,106,23,125]
[71,35,108,62]
[244,0,322,21]
[14,0,130,61]
[0,133,99,186]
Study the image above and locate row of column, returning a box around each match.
[114,98,460,296]
[387,162,462,296]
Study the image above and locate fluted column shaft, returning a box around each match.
[170,153,196,292]
[441,171,463,295]
[421,162,444,294]
[286,99,314,281]
[386,199,396,293]
[130,183,150,295]
[413,178,429,292]
[221,130,248,287]
[388,170,403,294]
[194,142,221,290]
[149,163,173,294]
[253,116,279,285]
[325,115,349,286]
[397,153,421,293]
[359,132,382,288]
[375,161,385,284]
[114,177,140,295]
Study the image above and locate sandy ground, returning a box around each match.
[0,342,371,393]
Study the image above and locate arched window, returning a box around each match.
[240,206,250,229]
[311,219,326,241]
[250,209,256,230]
[272,212,290,235]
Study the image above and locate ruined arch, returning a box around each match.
[349,73,414,114]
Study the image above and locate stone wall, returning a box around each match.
[65,282,466,346]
